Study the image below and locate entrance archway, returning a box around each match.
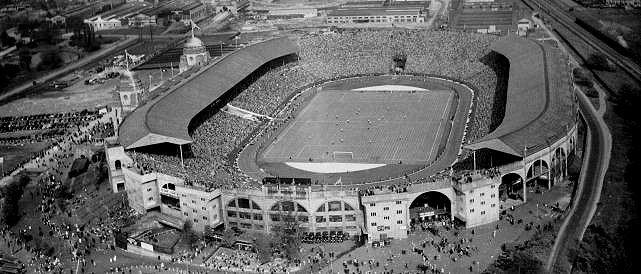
[527,159,549,189]
[500,173,523,201]
[409,191,451,226]
[552,147,566,179]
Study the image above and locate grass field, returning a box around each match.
[261,89,453,165]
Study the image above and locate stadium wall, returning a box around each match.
[106,146,502,241]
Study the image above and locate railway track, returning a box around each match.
[522,0,641,83]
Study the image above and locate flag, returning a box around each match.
[0,157,3,164]
[334,176,342,186]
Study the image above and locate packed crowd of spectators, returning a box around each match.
[130,30,505,190]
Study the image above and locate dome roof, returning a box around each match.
[184,36,204,48]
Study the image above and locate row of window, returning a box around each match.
[469,208,492,214]
[369,200,403,207]
[227,222,360,232]
[182,212,217,221]
[329,15,420,19]
[227,211,357,223]
[228,200,356,213]
[370,209,402,217]
[370,220,403,227]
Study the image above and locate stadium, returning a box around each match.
[107,29,577,241]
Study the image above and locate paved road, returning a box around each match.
[0,37,137,103]
[545,86,611,271]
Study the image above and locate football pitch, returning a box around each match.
[261,89,454,164]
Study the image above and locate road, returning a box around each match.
[0,36,137,103]
[545,81,611,272]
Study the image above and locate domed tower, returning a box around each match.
[116,70,146,114]
[179,24,210,73]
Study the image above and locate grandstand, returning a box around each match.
[465,37,575,157]
[118,37,298,149]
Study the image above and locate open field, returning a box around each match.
[0,142,50,173]
[262,89,453,165]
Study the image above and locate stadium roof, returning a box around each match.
[465,37,574,157]
[118,38,298,149]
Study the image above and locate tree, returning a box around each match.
[0,174,30,227]
[18,48,32,71]
[1,30,16,47]
[221,228,237,248]
[254,234,273,264]
[271,202,303,261]
[585,53,614,71]
[38,50,63,71]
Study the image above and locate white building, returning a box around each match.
[84,16,123,31]
[179,34,211,73]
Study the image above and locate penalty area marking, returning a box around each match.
[285,162,386,174]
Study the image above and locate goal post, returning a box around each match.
[332,151,354,161]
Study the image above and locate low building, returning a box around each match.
[606,0,641,7]
[204,0,250,15]
[180,2,208,24]
[267,8,318,20]
[326,7,426,24]
[129,12,157,27]
[84,16,123,31]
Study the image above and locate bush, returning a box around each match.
[37,50,63,71]
[0,174,31,226]
[585,53,614,71]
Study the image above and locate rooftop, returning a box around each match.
[118,38,298,149]
[328,7,424,17]
[465,37,574,156]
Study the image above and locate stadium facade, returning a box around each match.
[106,33,577,242]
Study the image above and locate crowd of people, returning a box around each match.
[202,248,298,273]
[0,110,102,145]
[130,30,507,191]
[1,108,115,177]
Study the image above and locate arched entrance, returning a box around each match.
[409,191,451,226]
[500,173,524,201]
[527,159,549,189]
[552,147,566,179]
